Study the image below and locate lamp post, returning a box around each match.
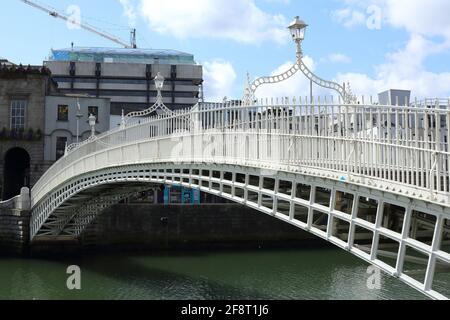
[244,16,356,105]
[287,17,313,102]
[89,113,96,137]
[121,72,174,128]
[76,98,83,143]
[288,16,308,59]
[154,71,164,101]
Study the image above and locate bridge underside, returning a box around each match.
[35,183,153,238]
[30,162,450,300]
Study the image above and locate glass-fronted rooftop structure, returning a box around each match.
[49,47,197,65]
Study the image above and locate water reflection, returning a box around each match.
[0,249,428,300]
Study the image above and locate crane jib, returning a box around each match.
[20,0,137,49]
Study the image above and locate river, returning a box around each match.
[0,247,430,300]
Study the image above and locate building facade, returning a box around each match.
[0,64,55,200]
[44,47,203,127]
[378,89,411,106]
[0,46,202,200]
[0,58,15,67]
[44,95,111,161]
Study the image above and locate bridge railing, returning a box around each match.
[0,187,30,211]
[411,98,450,108]
[31,99,450,207]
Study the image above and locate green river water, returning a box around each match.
[0,248,433,300]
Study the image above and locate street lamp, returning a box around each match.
[64,105,96,156]
[244,16,356,104]
[153,72,165,109]
[89,113,96,137]
[76,98,83,143]
[154,72,165,92]
[288,16,308,58]
[121,72,174,128]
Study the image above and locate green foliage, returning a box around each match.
[26,128,34,141]
[35,129,43,140]
[0,127,6,140]
[0,127,43,141]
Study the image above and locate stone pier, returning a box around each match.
[0,187,31,255]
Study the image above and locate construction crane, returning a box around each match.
[20,0,137,49]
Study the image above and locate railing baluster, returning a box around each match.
[395,106,400,184]
[447,100,450,194]
[425,109,430,190]
[309,97,314,167]
[362,103,367,177]
[353,102,357,175]
[317,97,322,168]
[404,105,409,185]
[378,107,384,180]
[435,100,441,192]
[330,100,335,171]
[369,105,374,178]
[344,102,349,174]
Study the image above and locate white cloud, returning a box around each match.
[335,0,450,41]
[203,60,237,102]
[337,70,450,100]
[336,34,450,99]
[386,0,450,40]
[332,0,450,98]
[138,0,289,44]
[326,53,352,64]
[264,0,290,4]
[332,8,366,28]
[119,0,137,26]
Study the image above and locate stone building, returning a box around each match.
[44,95,110,161]
[0,64,56,200]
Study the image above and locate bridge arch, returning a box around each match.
[30,161,450,300]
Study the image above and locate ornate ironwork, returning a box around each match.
[123,91,174,125]
[244,16,357,104]
[65,134,97,156]
[122,72,175,127]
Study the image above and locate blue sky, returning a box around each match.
[1,0,450,101]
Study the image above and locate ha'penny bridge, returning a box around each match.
[26,97,450,300]
[1,16,449,300]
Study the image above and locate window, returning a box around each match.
[56,137,67,160]
[88,106,99,123]
[10,100,27,130]
[57,105,69,121]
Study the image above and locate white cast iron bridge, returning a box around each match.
[27,98,450,300]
